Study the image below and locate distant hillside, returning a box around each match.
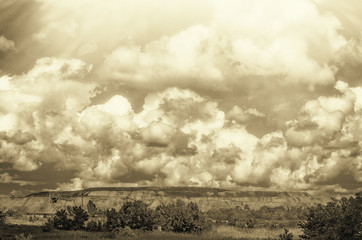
[0,187,331,214]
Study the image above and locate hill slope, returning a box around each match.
[0,187,328,214]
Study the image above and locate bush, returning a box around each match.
[298,192,362,240]
[41,218,54,232]
[105,208,122,231]
[105,201,155,231]
[68,206,89,230]
[53,209,72,230]
[155,201,207,233]
[245,218,255,228]
[0,210,5,225]
[279,228,293,240]
[86,220,104,232]
[6,209,21,218]
[120,200,155,230]
[119,226,135,237]
[53,206,89,231]
[14,233,33,240]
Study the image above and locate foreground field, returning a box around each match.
[0,224,301,240]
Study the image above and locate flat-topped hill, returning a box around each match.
[0,187,330,214]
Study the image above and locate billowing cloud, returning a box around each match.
[0,57,95,172]
[0,0,362,195]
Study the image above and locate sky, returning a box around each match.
[0,0,361,196]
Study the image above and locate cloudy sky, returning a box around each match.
[0,0,362,196]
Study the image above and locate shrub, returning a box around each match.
[0,210,5,225]
[298,192,362,240]
[53,206,89,230]
[53,209,71,230]
[67,206,89,230]
[120,200,155,230]
[86,220,104,232]
[245,218,255,228]
[279,228,293,240]
[14,233,33,240]
[120,226,135,237]
[6,209,21,218]
[105,208,122,231]
[155,201,207,233]
[41,218,54,232]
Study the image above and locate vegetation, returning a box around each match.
[53,206,89,230]
[298,192,362,240]
[1,192,361,240]
[155,201,207,233]
[105,200,207,233]
[206,205,305,229]
[119,200,155,230]
[105,200,155,231]
[279,228,293,240]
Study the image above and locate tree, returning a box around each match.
[53,206,89,230]
[155,201,206,233]
[53,209,71,230]
[120,200,155,230]
[68,206,89,230]
[105,208,121,231]
[298,192,362,240]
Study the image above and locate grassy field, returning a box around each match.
[0,224,302,240]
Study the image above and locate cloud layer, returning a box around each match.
[0,0,362,194]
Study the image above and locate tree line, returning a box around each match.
[41,200,209,233]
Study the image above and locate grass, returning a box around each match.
[0,224,302,240]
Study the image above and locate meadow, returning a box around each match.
[0,223,301,240]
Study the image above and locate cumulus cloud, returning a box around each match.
[99,0,346,94]
[1,0,362,194]
[227,106,265,123]
[0,57,95,172]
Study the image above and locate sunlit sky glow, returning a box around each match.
[0,0,362,196]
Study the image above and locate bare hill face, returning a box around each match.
[0,187,328,214]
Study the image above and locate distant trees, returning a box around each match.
[299,192,362,240]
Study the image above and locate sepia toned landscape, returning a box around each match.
[0,0,362,239]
